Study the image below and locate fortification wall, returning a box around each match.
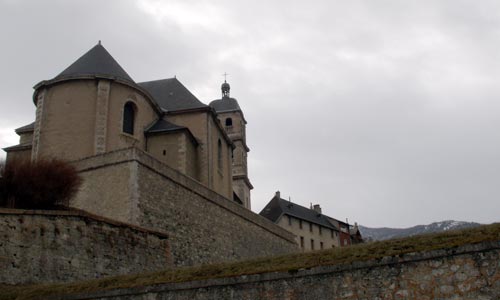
[59,240,500,300]
[0,208,172,285]
[72,148,298,267]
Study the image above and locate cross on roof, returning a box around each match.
[223,72,229,82]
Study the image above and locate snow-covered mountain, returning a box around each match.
[359,220,481,241]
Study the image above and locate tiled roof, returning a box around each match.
[56,43,134,83]
[3,143,32,152]
[15,122,35,134]
[209,97,241,113]
[145,119,186,134]
[145,119,198,146]
[138,78,207,112]
[259,196,338,230]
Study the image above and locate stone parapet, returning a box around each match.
[0,208,172,285]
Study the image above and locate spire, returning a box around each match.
[55,42,134,83]
[221,72,230,98]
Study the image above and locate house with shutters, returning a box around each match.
[259,191,360,251]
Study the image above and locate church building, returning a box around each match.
[1,42,298,271]
[4,42,252,208]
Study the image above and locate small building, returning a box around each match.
[260,191,341,251]
[350,222,364,244]
[259,191,361,250]
[326,216,352,247]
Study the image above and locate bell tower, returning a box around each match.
[209,77,253,209]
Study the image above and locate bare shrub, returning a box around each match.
[1,158,82,209]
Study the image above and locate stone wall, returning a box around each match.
[58,240,500,300]
[72,148,298,267]
[147,131,198,180]
[0,208,172,285]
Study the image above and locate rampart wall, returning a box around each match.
[72,148,298,267]
[58,240,500,300]
[0,208,172,285]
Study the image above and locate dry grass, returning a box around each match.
[1,223,499,300]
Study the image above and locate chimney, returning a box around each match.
[275,191,281,199]
[313,204,322,214]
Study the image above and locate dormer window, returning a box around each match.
[123,102,136,135]
[225,118,233,126]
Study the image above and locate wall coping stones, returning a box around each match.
[0,207,169,240]
[71,147,297,244]
[54,239,500,300]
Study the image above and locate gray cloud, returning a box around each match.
[1,0,499,227]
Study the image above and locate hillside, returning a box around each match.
[359,220,481,241]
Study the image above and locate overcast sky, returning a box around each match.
[1,0,499,228]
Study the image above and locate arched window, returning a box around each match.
[217,139,222,170]
[123,102,136,135]
[225,118,233,126]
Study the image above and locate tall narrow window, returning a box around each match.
[217,139,222,170]
[288,215,292,226]
[311,239,315,250]
[123,102,136,135]
[300,236,304,248]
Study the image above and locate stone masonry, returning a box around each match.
[71,147,298,267]
[0,208,172,285]
[57,240,500,300]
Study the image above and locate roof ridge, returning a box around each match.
[137,77,176,84]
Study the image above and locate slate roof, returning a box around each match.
[259,196,338,230]
[138,78,207,112]
[38,44,207,114]
[3,143,32,152]
[209,97,242,113]
[55,43,134,83]
[145,119,186,134]
[145,119,199,146]
[15,122,35,134]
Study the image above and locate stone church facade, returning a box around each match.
[3,43,297,270]
[5,42,251,207]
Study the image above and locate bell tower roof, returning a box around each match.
[209,77,243,115]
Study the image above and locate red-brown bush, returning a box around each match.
[0,158,82,209]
